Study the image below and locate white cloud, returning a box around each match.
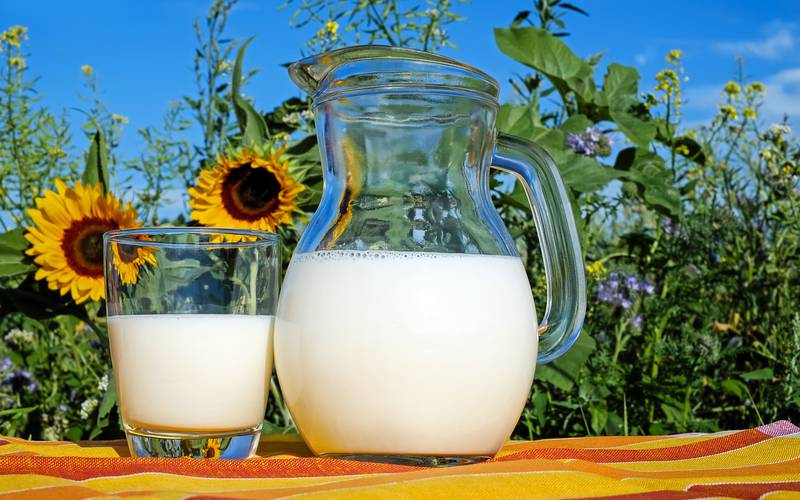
[713,21,796,60]
[762,68,800,121]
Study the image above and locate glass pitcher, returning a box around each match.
[275,46,585,466]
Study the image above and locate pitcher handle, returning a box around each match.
[491,133,586,364]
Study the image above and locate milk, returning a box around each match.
[109,314,274,432]
[275,250,537,456]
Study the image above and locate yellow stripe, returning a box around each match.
[618,437,800,471]
[292,471,652,500]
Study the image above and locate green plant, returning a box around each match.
[0,1,798,444]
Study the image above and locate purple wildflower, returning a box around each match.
[565,127,613,157]
[566,132,594,156]
[624,275,641,292]
[3,369,38,393]
[660,217,687,240]
[0,358,11,372]
[632,315,643,329]
[90,339,102,350]
[596,271,655,310]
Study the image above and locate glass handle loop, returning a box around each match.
[491,133,586,364]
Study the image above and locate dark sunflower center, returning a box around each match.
[62,218,115,278]
[221,165,282,221]
[117,244,140,264]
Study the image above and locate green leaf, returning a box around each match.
[559,114,593,134]
[536,330,596,391]
[531,391,548,426]
[614,147,681,215]
[64,426,83,442]
[82,130,110,194]
[232,36,269,147]
[671,135,707,166]
[0,227,28,253]
[590,404,608,434]
[559,155,614,192]
[497,104,536,138]
[599,63,639,107]
[97,371,117,419]
[610,99,656,148]
[494,27,596,102]
[0,406,36,418]
[0,228,34,278]
[741,368,774,381]
[721,378,749,400]
[0,262,34,278]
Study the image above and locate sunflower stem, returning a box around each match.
[249,258,257,315]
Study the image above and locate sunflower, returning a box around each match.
[24,180,148,304]
[188,147,304,234]
[111,237,157,286]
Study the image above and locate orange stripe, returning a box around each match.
[493,428,769,463]
[0,455,417,480]
[577,491,708,500]
[0,484,100,499]
[500,435,671,452]
[688,481,800,499]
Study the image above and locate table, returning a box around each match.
[0,421,798,498]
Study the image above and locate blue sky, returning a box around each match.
[2,0,799,161]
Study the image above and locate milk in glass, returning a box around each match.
[275,250,537,456]
[109,314,274,432]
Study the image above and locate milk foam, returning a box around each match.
[275,250,537,456]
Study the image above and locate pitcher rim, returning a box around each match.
[288,45,500,100]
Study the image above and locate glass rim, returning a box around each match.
[103,227,280,249]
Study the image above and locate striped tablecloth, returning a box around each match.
[0,421,798,498]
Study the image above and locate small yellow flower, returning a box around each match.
[655,69,680,95]
[675,144,690,156]
[642,92,658,111]
[9,56,26,69]
[743,107,756,120]
[665,49,683,64]
[746,82,766,95]
[1,25,28,48]
[325,21,339,34]
[718,105,738,121]
[586,260,607,277]
[80,65,94,76]
[111,113,128,124]
[217,60,233,73]
[723,81,741,98]
[48,147,66,158]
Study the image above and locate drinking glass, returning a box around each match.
[103,228,280,459]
